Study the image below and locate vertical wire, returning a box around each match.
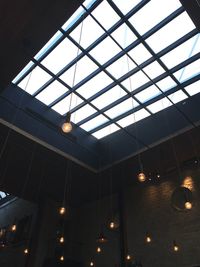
[109,125,113,220]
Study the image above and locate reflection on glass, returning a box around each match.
[60,56,98,86]
[36,81,68,105]
[135,85,161,103]
[89,36,121,64]
[81,114,108,131]
[161,34,200,69]
[105,98,139,119]
[91,1,120,30]
[117,109,150,127]
[146,12,195,53]
[52,94,83,115]
[18,66,52,95]
[41,38,79,74]
[91,85,126,109]
[77,72,113,99]
[129,0,181,35]
[92,124,120,139]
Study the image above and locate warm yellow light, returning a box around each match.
[138,172,146,182]
[185,201,192,210]
[59,207,66,215]
[11,224,17,232]
[110,221,115,229]
[182,176,194,191]
[146,236,151,243]
[174,245,179,252]
[90,261,94,266]
[126,255,131,260]
[60,236,64,243]
[24,248,29,255]
[97,246,101,253]
[60,256,64,261]
[62,122,72,133]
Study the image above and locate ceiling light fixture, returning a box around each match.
[173,240,179,252]
[62,112,72,133]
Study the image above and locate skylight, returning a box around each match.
[12,0,200,140]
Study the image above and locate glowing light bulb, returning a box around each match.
[110,221,115,229]
[59,207,66,215]
[11,224,17,232]
[90,261,94,266]
[138,172,146,182]
[24,248,29,255]
[60,255,64,261]
[62,122,72,133]
[174,245,179,252]
[59,236,64,243]
[185,201,192,210]
[97,246,101,253]
[146,236,151,243]
[126,255,131,260]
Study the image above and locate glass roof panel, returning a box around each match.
[52,94,83,115]
[111,0,142,15]
[12,61,34,84]
[143,61,165,79]
[81,114,109,131]
[111,24,137,49]
[168,90,188,104]
[91,0,120,30]
[121,71,150,92]
[18,66,52,95]
[92,123,120,139]
[91,85,126,109]
[34,31,63,60]
[89,36,121,64]
[62,6,85,31]
[135,85,161,103]
[117,109,150,127]
[147,97,172,113]
[71,104,96,124]
[129,0,181,35]
[156,77,177,92]
[106,55,136,79]
[173,58,200,83]
[146,12,195,53]
[128,43,152,65]
[185,80,200,96]
[70,15,105,49]
[161,34,200,69]
[41,38,79,74]
[77,72,113,99]
[36,81,68,105]
[105,98,139,119]
[60,56,98,87]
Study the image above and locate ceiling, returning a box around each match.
[0,0,200,205]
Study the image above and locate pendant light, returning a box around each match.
[90,261,94,266]
[145,232,152,243]
[173,240,179,252]
[96,246,102,254]
[62,112,72,133]
[96,229,107,243]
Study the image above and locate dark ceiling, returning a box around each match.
[0,0,200,205]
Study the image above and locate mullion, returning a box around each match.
[89,73,200,134]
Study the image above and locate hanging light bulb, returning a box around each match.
[62,112,72,133]
[185,201,192,210]
[59,236,64,243]
[109,221,115,229]
[90,261,94,266]
[138,172,146,182]
[59,207,66,215]
[24,248,29,255]
[146,233,152,243]
[60,255,64,261]
[11,224,17,232]
[96,246,101,253]
[96,231,107,243]
[126,255,131,261]
[173,241,179,252]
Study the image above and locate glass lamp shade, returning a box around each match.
[59,236,64,243]
[109,221,115,229]
[90,261,94,266]
[146,236,151,243]
[138,172,146,182]
[11,224,17,232]
[97,246,101,253]
[59,207,66,215]
[24,248,29,255]
[60,256,64,261]
[185,201,192,210]
[61,112,72,133]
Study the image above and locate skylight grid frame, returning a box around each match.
[12,0,200,140]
